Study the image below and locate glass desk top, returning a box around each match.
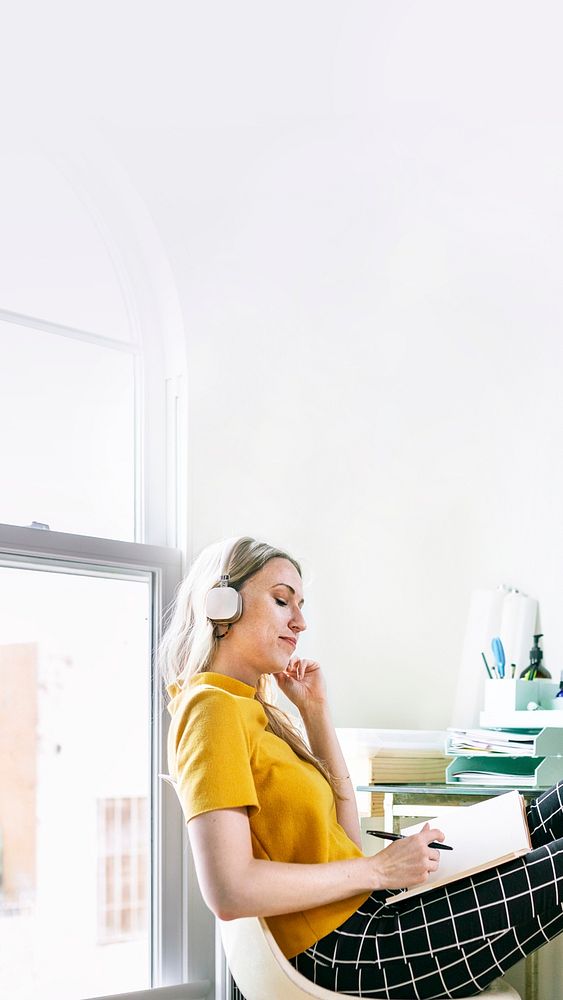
[358,783,548,796]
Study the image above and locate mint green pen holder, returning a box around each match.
[484,678,558,713]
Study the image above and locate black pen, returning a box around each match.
[367,830,453,851]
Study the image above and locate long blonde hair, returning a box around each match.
[159,536,339,794]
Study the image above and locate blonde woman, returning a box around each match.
[161,537,563,999]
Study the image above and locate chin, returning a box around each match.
[264,661,290,677]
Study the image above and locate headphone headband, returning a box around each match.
[218,536,242,581]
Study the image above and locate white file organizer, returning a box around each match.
[445,727,563,758]
[446,754,561,787]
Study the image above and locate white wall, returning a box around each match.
[3,2,563,730]
[92,2,563,730]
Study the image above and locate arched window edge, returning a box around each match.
[50,134,190,552]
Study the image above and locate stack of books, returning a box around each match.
[371,748,453,782]
[370,749,453,816]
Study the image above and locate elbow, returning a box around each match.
[215,903,240,922]
[202,883,248,922]
[212,898,248,922]
[193,850,255,921]
[216,885,252,921]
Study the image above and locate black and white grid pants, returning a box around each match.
[233,782,563,999]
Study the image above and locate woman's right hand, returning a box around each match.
[368,824,444,890]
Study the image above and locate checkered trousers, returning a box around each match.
[283,782,563,998]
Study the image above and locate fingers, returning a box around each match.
[421,826,445,845]
[286,658,302,677]
[419,840,440,871]
[287,658,313,680]
[414,830,442,875]
[378,834,441,889]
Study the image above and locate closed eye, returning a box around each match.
[275,598,288,607]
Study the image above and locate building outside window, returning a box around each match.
[97,797,148,944]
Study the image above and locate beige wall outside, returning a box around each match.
[0,642,37,900]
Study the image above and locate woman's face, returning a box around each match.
[221,557,306,683]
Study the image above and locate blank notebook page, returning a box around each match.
[386,789,531,902]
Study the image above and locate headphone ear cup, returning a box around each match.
[206,586,243,624]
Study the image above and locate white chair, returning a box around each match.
[219,915,521,1000]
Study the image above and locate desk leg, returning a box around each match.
[525,950,538,1000]
[384,792,394,832]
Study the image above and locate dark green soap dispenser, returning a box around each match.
[520,634,551,680]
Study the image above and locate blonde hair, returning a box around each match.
[159,536,339,795]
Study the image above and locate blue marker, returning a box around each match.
[491,637,506,679]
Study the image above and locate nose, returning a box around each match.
[291,607,307,633]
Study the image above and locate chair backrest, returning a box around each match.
[218,915,522,1000]
[218,915,347,999]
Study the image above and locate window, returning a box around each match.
[0,146,209,1000]
[0,526,210,1000]
[0,318,138,540]
[0,550,154,999]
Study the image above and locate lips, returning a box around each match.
[281,637,297,649]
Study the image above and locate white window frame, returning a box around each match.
[0,306,184,551]
[52,138,190,554]
[0,522,212,1000]
[1,138,201,997]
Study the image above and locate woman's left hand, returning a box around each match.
[274,658,327,715]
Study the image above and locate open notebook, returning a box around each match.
[385,789,531,903]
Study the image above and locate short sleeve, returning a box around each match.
[171,688,259,823]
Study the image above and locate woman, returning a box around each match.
[161,536,563,999]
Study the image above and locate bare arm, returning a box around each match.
[276,658,360,847]
[188,806,443,921]
[300,701,362,849]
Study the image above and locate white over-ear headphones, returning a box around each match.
[205,537,244,625]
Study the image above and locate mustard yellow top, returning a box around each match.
[166,671,371,959]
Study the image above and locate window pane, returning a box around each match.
[0,565,151,999]
[0,320,136,540]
